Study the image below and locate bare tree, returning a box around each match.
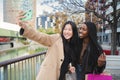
[62,0,85,14]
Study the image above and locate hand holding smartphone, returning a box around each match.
[21,10,33,21]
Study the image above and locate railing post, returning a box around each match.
[4,66,8,80]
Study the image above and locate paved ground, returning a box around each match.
[112,74,120,80]
[105,69,120,80]
[106,55,120,80]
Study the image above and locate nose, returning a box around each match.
[65,30,69,33]
[79,29,82,33]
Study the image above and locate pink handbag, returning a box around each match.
[85,72,112,80]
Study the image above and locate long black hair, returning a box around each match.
[84,22,103,67]
[59,21,80,80]
[61,21,80,64]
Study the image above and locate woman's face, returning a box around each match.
[63,24,73,40]
[78,24,88,39]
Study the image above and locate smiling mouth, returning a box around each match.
[65,35,70,37]
[79,33,82,36]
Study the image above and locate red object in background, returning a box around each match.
[0,37,10,42]
[103,50,119,55]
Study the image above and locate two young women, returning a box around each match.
[17,11,106,80]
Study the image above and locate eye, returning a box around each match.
[79,27,82,30]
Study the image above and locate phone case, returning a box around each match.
[21,10,33,21]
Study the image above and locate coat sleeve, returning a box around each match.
[19,27,60,47]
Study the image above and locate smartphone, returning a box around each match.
[21,10,33,21]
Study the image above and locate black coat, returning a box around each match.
[79,44,106,80]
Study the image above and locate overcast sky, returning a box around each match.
[36,0,87,16]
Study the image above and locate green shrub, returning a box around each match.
[38,27,56,34]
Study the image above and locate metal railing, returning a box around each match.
[0,51,46,80]
[1,52,120,80]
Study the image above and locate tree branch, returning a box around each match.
[117,10,120,20]
[93,11,112,23]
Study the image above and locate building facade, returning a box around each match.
[3,0,36,27]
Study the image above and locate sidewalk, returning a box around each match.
[106,55,120,80]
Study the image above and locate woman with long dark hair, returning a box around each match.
[17,12,79,80]
[76,22,106,80]
[59,21,79,80]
